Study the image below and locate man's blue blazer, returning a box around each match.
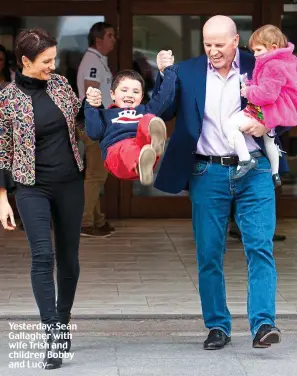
[153,50,289,194]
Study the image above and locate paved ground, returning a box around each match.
[1,219,297,375]
[1,219,297,317]
[0,319,296,376]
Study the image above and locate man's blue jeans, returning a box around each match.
[189,156,277,337]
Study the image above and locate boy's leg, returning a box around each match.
[105,139,141,180]
[105,139,157,185]
[136,114,167,156]
[263,133,281,187]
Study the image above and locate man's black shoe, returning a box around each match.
[252,324,281,348]
[203,329,231,350]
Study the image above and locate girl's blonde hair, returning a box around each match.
[249,24,288,50]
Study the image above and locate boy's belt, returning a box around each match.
[195,150,264,166]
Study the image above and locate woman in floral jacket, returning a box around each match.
[0,28,84,370]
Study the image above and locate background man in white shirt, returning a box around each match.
[77,22,116,237]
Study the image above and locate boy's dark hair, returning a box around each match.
[88,22,113,47]
[15,28,57,68]
[111,69,145,93]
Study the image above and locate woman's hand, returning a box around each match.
[0,198,16,230]
[86,87,102,107]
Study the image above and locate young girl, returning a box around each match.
[223,25,297,186]
[84,65,176,185]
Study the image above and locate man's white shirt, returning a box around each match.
[77,47,113,108]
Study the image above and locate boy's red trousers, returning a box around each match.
[105,113,157,180]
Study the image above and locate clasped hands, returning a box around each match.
[86,87,102,107]
[156,50,174,72]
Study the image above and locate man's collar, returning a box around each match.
[208,48,239,71]
[88,47,106,59]
[233,48,240,68]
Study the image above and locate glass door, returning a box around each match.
[277,2,297,217]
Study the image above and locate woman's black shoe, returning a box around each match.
[43,325,63,370]
[59,326,71,353]
[57,314,72,352]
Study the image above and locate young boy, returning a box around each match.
[84,62,176,185]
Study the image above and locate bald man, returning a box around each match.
[154,16,287,349]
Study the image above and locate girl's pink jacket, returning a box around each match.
[246,42,297,129]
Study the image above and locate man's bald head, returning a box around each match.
[203,15,237,38]
[202,15,239,76]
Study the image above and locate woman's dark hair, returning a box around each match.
[14,28,57,68]
[88,22,113,47]
[0,44,11,82]
[111,69,145,93]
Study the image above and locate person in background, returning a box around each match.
[0,28,84,370]
[0,44,13,89]
[77,22,116,238]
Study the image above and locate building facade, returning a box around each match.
[1,0,297,218]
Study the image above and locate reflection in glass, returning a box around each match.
[21,16,105,93]
[0,16,105,94]
[280,12,297,194]
[132,15,252,196]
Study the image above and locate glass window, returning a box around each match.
[282,13,297,48]
[132,15,252,197]
[0,16,105,93]
[280,10,297,194]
